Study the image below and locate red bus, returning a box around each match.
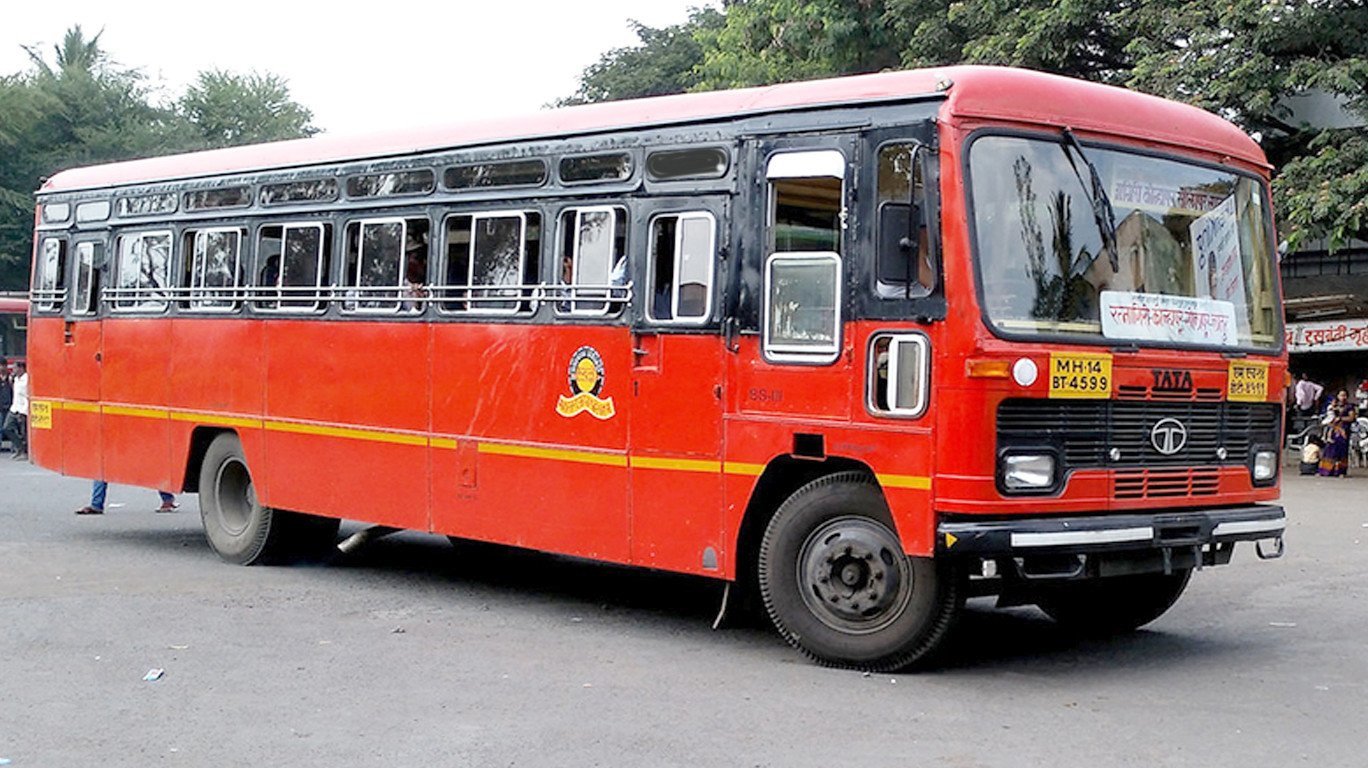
[25,66,1287,670]
[0,293,26,368]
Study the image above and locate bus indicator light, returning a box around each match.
[965,359,1010,379]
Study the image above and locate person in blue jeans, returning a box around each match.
[75,480,178,514]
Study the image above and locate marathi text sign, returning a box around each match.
[1189,194,1248,327]
[1286,319,1368,353]
[1100,290,1239,346]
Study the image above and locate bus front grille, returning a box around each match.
[997,399,1280,471]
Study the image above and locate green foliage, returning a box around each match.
[180,70,317,147]
[0,26,318,290]
[558,8,726,105]
[696,0,902,88]
[892,0,1138,83]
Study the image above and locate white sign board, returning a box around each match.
[1189,195,1248,330]
[1101,290,1239,346]
[1286,319,1368,353]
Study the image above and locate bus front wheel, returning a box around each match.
[758,472,962,671]
[1036,570,1192,635]
[198,433,339,564]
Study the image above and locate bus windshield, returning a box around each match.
[968,135,1281,351]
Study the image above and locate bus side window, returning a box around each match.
[763,150,845,362]
[440,211,540,315]
[875,142,934,297]
[646,212,715,323]
[71,242,101,316]
[114,231,172,313]
[255,223,331,312]
[182,228,244,312]
[34,238,68,312]
[343,217,429,314]
[558,206,627,316]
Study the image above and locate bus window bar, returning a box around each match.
[30,288,68,310]
[96,283,632,313]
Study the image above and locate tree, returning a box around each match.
[558,7,725,105]
[0,26,319,289]
[180,70,318,147]
[695,0,902,89]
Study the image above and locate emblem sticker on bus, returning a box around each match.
[1048,352,1112,399]
[1228,360,1269,402]
[555,346,616,420]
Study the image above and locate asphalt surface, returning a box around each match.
[1,456,1365,767]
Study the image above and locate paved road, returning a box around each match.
[1,459,1364,767]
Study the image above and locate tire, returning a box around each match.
[1036,570,1192,635]
[198,433,338,564]
[758,472,963,671]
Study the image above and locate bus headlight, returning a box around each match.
[1252,450,1278,483]
[1000,453,1057,492]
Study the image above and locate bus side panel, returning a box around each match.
[60,317,104,480]
[429,323,630,564]
[101,318,173,491]
[25,316,64,472]
[628,333,724,575]
[168,317,264,417]
[166,318,265,492]
[259,319,429,530]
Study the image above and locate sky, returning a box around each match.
[4,0,714,136]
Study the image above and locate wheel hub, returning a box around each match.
[798,516,912,633]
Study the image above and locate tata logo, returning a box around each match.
[1151,369,1194,392]
[1150,418,1189,455]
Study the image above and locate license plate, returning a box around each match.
[1048,353,1113,399]
[1228,360,1269,402]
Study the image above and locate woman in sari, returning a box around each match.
[1318,390,1359,477]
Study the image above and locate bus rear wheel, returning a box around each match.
[198,433,338,564]
[758,472,962,671]
[1036,570,1192,635]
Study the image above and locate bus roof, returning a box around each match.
[40,66,1265,194]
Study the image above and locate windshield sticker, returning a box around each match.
[1100,290,1238,346]
[1189,195,1249,326]
[555,346,616,420]
[1111,179,1226,217]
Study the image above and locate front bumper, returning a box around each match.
[938,504,1285,558]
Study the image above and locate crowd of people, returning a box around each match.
[1292,373,1365,477]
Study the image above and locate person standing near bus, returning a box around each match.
[75,480,179,515]
[1295,373,1324,417]
[3,360,27,460]
[1318,390,1359,478]
[0,361,12,452]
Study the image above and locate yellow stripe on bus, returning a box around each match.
[102,404,170,420]
[477,441,629,468]
[264,419,429,447]
[723,462,765,477]
[170,411,263,430]
[35,398,928,488]
[876,473,932,490]
[629,455,723,473]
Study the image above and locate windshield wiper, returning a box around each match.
[1059,128,1120,273]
